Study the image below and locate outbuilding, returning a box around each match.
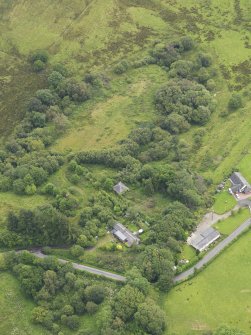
[112,222,140,247]
[113,182,129,195]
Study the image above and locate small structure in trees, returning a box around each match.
[112,222,140,247]
[189,227,220,252]
[229,172,251,195]
[113,182,129,195]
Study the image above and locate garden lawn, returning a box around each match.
[212,191,237,214]
[164,230,251,335]
[179,244,197,263]
[214,208,250,235]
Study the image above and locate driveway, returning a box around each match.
[174,218,251,283]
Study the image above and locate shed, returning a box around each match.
[113,182,129,195]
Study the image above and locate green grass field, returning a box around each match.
[0,272,50,335]
[214,208,250,235]
[164,230,251,335]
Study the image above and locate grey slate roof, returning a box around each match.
[229,172,251,193]
[113,182,129,194]
[190,227,220,252]
[114,230,127,242]
[113,222,140,247]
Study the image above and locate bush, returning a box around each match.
[30,50,49,64]
[48,71,64,88]
[180,36,195,51]
[86,301,98,315]
[197,53,212,67]
[70,245,84,258]
[113,60,130,74]
[228,93,243,110]
[85,285,106,304]
[33,60,46,72]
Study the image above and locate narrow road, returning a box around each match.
[33,251,126,282]
[174,218,251,283]
[28,217,250,284]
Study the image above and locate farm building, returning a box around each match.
[229,172,251,194]
[113,182,129,195]
[189,227,220,252]
[113,222,140,247]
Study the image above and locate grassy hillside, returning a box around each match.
[0,1,251,334]
[1,1,250,172]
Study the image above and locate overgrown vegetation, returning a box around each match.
[0,0,251,334]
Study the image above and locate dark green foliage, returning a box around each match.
[36,89,56,106]
[33,60,46,72]
[228,93,243,110]
[197,53,212,67]
[169,60,194,79]
[155,79,214,129]
[30,50,49,64]
[113,285,144,321]
[125,267,151,295]
[139,246,174,291]
[48,71,64,88]
[85,285,106,304]
[113,60,130,74]
[7,205,70,247]
[159,113,190,133]
[86,301,98,314]
[135,300,166,335]
[7,253,111,332]
[30,111,46,128]
[61,315,80,330]
[180,36,195,51]
[27,97,47,112]
[151,44,180,68]
[57,79,90,102]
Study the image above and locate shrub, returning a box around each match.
[86,301,98,315]
[113,60,130,74]
[228,93,243,110]
[30,50,49,64]
[70,245,84,258]
[33,60,46,72]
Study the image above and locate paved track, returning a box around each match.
[26,218,251,284]
[33,251,126,282]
